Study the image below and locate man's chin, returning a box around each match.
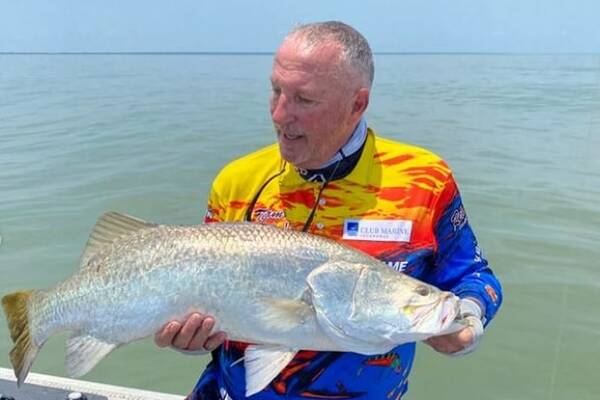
[278,143,326,169]
[280,152,304,168]
[278,143,304,167]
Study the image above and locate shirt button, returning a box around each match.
[316,223,325,230]
[318,198,326,206]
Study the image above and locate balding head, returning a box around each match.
[282,21,374,90]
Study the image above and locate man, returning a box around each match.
[155,21,502,399]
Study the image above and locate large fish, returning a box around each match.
[2,212,461,396]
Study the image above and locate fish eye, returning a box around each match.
[415,285,430,296]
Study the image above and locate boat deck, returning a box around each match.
[0,367,183,400]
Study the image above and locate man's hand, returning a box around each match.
[425,325,475,354]
[425,297,485,356]
[154,313,226,353]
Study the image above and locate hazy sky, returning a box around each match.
[1,0,599,53]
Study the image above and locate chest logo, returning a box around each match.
[252,208,290,229]
[343,219,412,242]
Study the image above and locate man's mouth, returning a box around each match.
[283,132,302,140]
[276,126,304,141]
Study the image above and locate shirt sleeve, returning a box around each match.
[424,174,503,327]
[204,181,225,223]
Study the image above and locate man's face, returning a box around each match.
[270,38,364,169]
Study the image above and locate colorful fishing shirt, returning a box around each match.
[190,128,502,400]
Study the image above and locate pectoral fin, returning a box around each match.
[258,295,314,331]
[66,333,117,377]
[244,345,297,397]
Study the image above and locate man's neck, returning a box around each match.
[319,118,367,168]
[297,118,367,183]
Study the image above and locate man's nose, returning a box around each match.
[271,94,294,125]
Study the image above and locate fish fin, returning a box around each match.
[244,344,297,397]
[79,212,156,268]
[1,290,41,386]
[258,297,314,331]
[65,333,117,377]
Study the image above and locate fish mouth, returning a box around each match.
[438,294,460,330]
[411,293,459,333]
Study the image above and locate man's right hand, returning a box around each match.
[154,313,227,352]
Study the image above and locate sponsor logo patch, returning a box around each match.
[450,205,468,231]
[253,208,285,223]
[343,219,412,242]
[345,221,360,236]
[485,284,499,304]
[252,208,290,229]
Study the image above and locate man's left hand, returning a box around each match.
[425,297,485,356]
[424,325,475,354]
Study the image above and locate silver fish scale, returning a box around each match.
[32,223,380,350]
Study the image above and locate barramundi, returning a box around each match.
[2,212,461,396]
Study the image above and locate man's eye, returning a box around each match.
[296,96,314,104]
[271,87,281,96]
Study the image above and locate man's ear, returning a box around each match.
[352,88,370,116]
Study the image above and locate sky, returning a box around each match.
[1,0,599,53]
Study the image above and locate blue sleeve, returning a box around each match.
[425,191,503,327]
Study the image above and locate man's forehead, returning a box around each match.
[272,38,343,80]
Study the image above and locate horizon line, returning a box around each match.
[1,51,598,56]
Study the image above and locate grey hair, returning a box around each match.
[286,21,374,88]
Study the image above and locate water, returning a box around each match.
[1,53,599,399]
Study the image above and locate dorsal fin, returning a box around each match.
[79,212,156,269]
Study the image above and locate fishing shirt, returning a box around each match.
[190,128,503,400]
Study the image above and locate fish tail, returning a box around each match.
[2,290,41,386]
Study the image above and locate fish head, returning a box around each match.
[308,261,461,350]
[396,288,460,337]
[346,264,461,343]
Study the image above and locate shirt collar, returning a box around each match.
[319,117,367,168]
[295,118,368,183]
[279,126,375,188]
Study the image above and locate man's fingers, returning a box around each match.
[154,313,224,352]
[426,337,461,353]
[425,337,450,353]
[186,316,216,351]
[173,313,205,349]
[203,331,227,352]
[425,326,474,354]
[154,321,182,348]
